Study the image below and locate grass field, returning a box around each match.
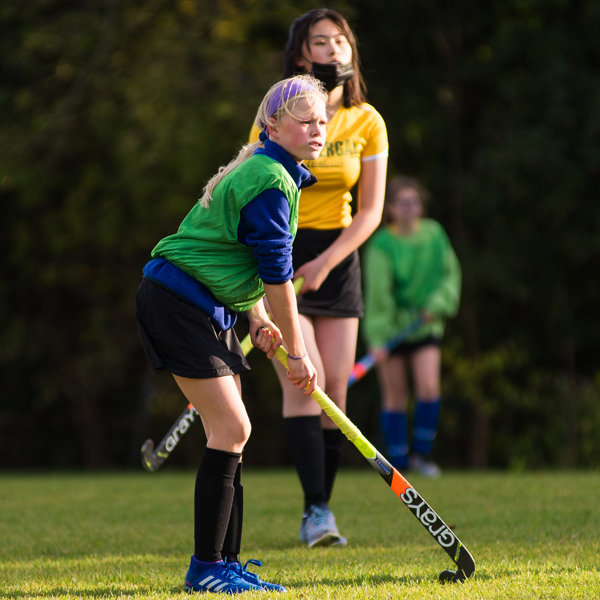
[1,469,598,599]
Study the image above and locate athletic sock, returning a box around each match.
[222,460,243,563]
[412,398,442,456]
[189,555,224,574]
[380,410,409,469]
[194,447,241,562]
[283,416,327,512]
[323,428,344,503]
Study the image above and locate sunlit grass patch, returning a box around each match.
[0,470,598,598]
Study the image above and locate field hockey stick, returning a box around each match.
[274,346,475,583]
[140,279,304,472]
[348,315,424,386]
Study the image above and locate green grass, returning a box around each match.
[1,470,599,598]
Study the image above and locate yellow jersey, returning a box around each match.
[250,103,388,229]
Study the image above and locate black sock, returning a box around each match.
[194,447,241,562]
[283,416,327,512]
[222,460,243,563]
[323,428,344,503]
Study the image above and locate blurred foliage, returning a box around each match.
[1,0,599,469]
[352,0,600,469]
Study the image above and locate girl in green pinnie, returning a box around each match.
[135,75,327,594]
[363,176,461,479]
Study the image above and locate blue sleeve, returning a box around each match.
[237,188,294,284]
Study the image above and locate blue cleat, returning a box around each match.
[184,555,263,594]
[225,558,287,592]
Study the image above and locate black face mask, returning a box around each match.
[310,61,355,92]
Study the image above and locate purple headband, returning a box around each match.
[267,78,318,118]
[260,79,319,140]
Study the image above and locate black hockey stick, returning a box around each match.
[141,403,200,472]
[274,345,476,583]
[347,315,424,386]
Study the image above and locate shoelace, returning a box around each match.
[225,559,266,588]
[227,560,262,578]
[243,559,263,573]
[222,563,249,584]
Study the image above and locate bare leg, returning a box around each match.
[409,345,442,476]
[273,314,326,511]
[173,374,250,453]
[377,354,411,469]
[410,345,441,401]
[273,315,359,419]
[313,316,359,427]
[275,315,357,542]
[376,354,410,412]
[173,374,249,565]
[313,317,358,504]
[274,313,324,417]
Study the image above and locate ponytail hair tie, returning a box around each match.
[259,129,268,142]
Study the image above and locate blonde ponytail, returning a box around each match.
[200,141,261,208]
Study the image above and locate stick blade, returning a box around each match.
[141,439,164,472]
[439,569,461,583]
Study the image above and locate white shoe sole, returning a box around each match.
[332,535,347,546]
[307,531,342,548]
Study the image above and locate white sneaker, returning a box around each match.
[302,504,343,548]
[301,514,347,546]
[410,455,441,478]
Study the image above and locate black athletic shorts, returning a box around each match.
[135,278,250,379]
[389,335,441,357]
[293,228,363,318]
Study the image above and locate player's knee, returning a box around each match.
[324,378,348,403]
[383,394,408,411]
[223,415,251,449]
[418,387,440,401]
[283,389,320,415]
[237,417,252,446]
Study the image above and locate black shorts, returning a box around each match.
[293,228,363,318]
[389,335,441,357]
[135,278,250,379]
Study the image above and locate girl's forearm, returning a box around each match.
[245,298,269,324]
[318,157,387,272]
[263,281,306,357]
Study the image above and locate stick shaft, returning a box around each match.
[274,346,475,580]
[348,317,424,386]
[141,403,199,471]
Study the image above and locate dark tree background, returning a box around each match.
[1,0,599,470]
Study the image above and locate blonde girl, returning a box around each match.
[136,75,327,594]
